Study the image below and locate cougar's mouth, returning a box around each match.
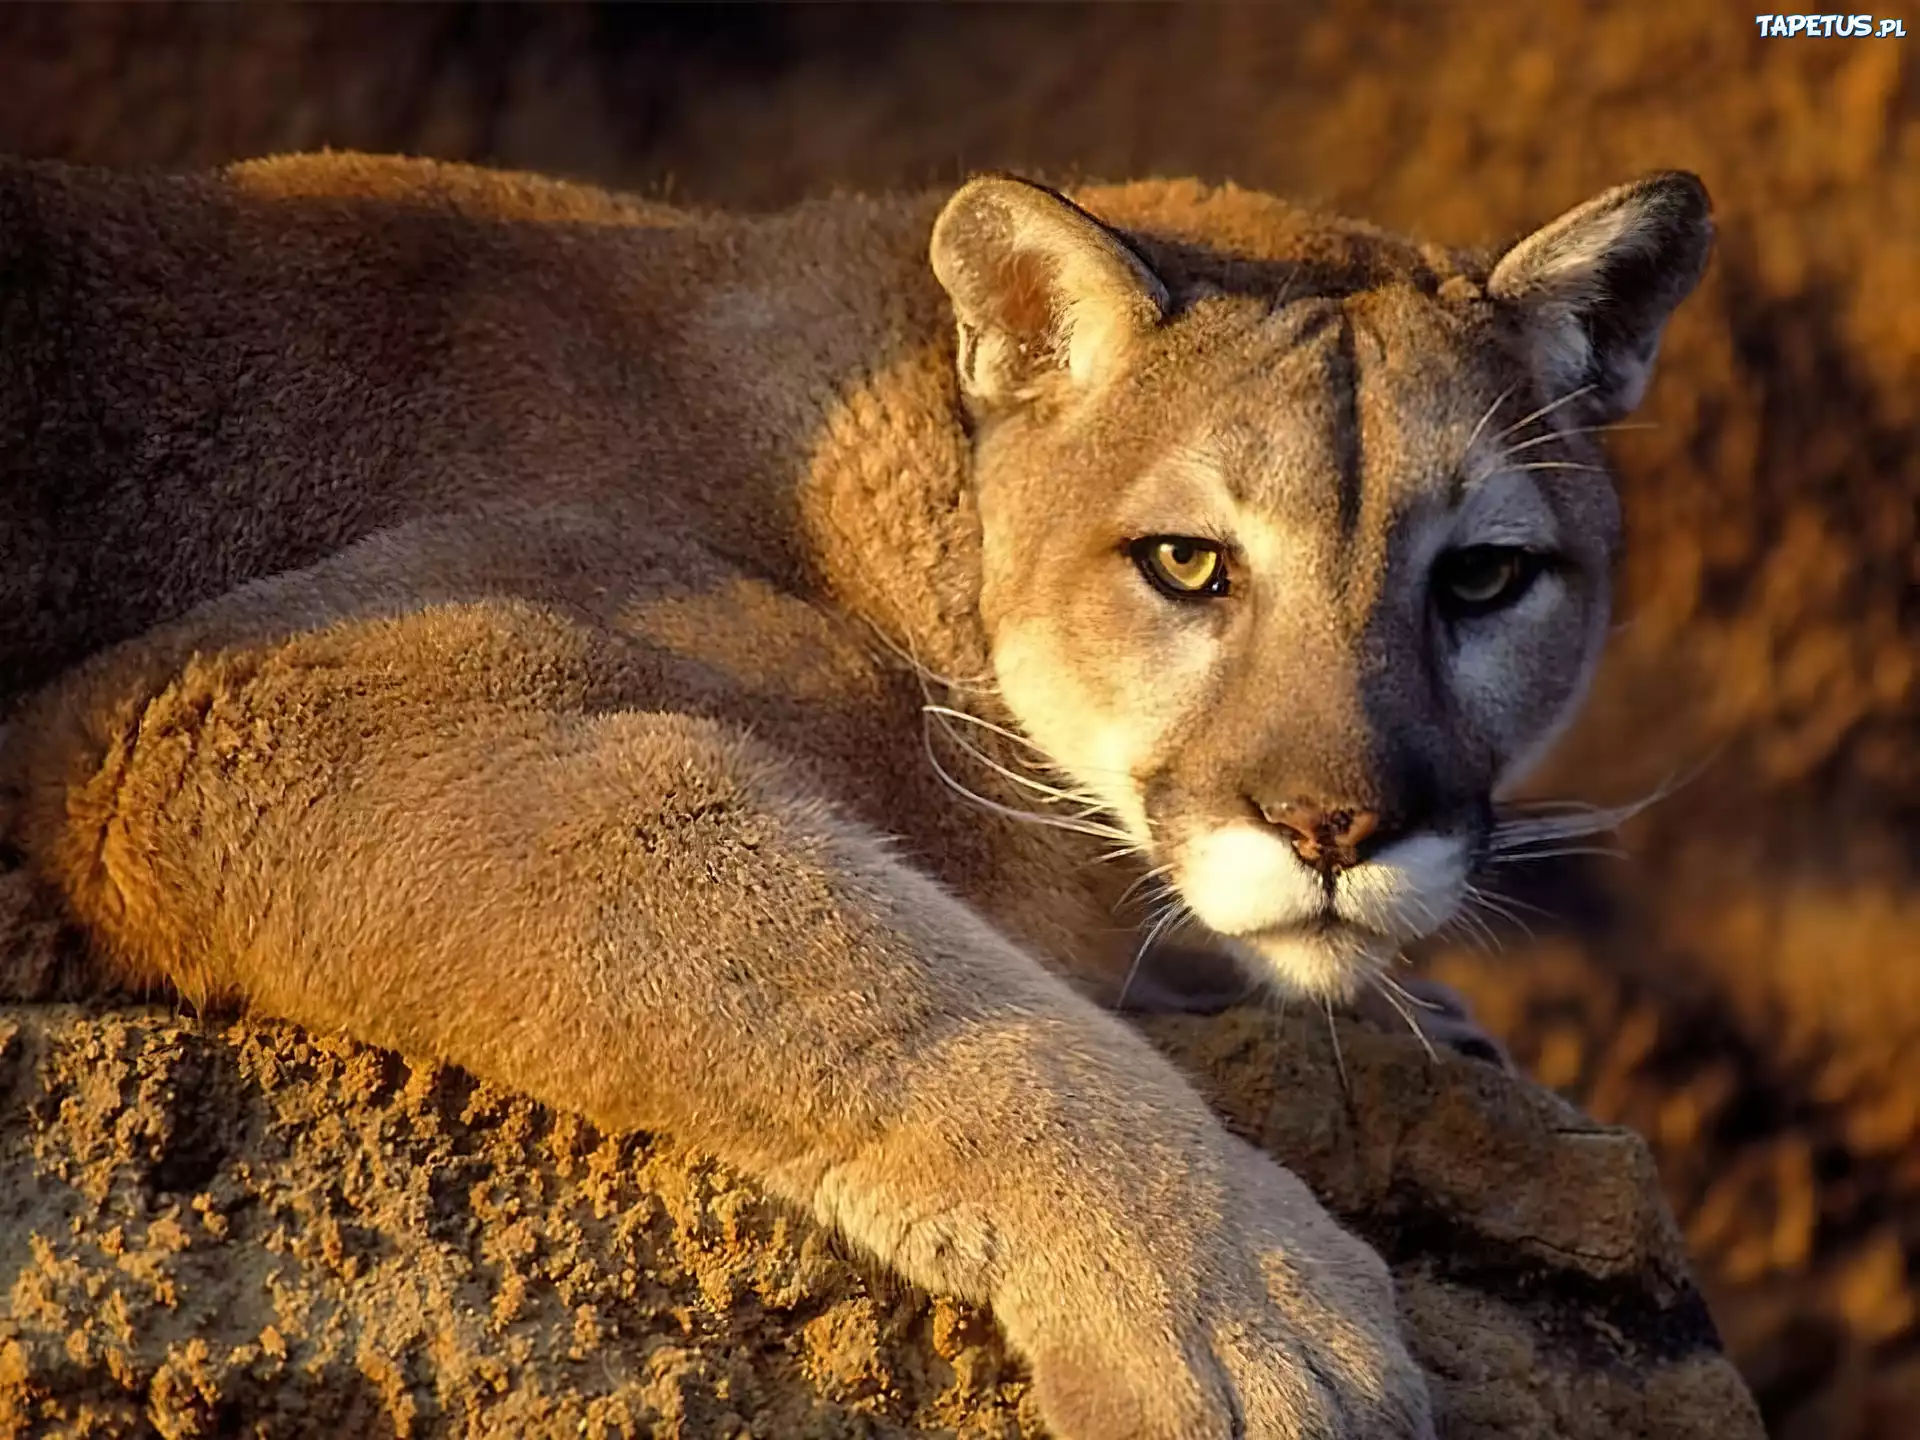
[1257,908,1367,939]
[1168,821,1472,997]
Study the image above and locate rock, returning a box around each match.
[1143,1009,1765,1440]
[0,995,1762,1439]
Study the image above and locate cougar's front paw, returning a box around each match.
[1008,1141,1434,1440]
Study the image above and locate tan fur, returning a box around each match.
[0,153,1710,1438]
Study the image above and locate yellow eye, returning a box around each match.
[1131,536,1229,598]
[1432,546,1541,616]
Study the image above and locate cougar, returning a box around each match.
[0,153,1711,1438]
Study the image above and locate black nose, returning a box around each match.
[1255,798,1384,875]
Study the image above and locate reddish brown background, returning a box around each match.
[1,5,1913,1436]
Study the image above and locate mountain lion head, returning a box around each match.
[929,172,1712,1000]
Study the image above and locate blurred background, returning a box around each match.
[1,4,1913,1435]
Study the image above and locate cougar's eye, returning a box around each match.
[1130,536,1230,599]
[1433,545,1541,618]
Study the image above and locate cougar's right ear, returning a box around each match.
[930,175,1169,413]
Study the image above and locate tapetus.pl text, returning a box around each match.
[1755,13,1907,35]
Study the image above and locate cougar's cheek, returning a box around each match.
[1175,822,1325,935]
[1333,834,1470,941]
[991,624,1155,838]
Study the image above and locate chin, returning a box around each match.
[1171,822,1472,1000]
[1227,920,1403,1003]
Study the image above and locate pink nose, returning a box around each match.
[1256,799,1381,874]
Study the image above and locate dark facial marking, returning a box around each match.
[1327,303,1363,553]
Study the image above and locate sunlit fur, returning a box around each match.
[3,155,1709,1440]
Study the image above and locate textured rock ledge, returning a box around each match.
[0,1000,1763,1439]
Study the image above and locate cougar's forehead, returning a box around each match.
[1131,289,1526,584]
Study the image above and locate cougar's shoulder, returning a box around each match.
[0,151,946,693]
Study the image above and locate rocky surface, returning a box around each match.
[0,977,1759,1438]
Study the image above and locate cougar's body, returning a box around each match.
[0,152,1710,1438]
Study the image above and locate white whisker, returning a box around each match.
[1463,884,1536,941]
[896,623,1141,849]
[1489,779,1684,849]
[925,702,1139,789]
[921,703,1053,756]
[1492,419,1655,462]
[1114,860,1178,913]
[1488,382,1597,444]
[1462,383,1517,457]
[1470,885,1558,923]
[1376,970,1444,1013]
[863,616,1000,696]
[1117,895,1192,1012]
[1444,904,1502,954]
[925,709,1104,809]
[1370,976,1439,1062]
[919,722,1134,845]
[1324,998,1351,1099]
[1491,460,1609,475]
[1484,844,1630,864]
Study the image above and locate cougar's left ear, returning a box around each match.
[930,174,1169,413]
[1488,172,1713,420]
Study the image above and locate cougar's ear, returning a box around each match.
[930,175,1169,411]
[1488,171,1713,420]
